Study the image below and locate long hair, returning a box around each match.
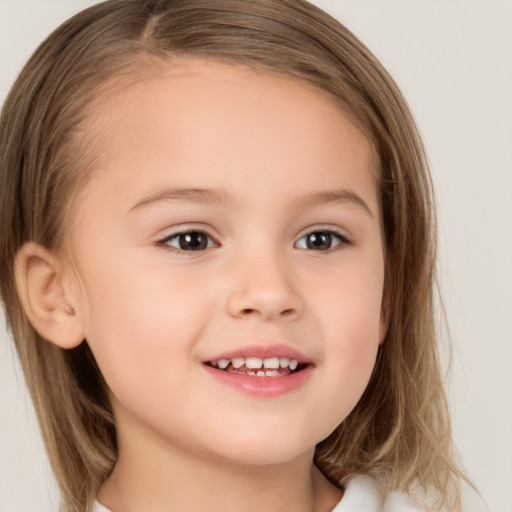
[0,1,463,510]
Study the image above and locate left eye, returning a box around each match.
[295,231,348,251]
[160,231,217,252]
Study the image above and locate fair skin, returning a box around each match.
[17,59,385,512]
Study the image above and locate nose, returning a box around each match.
[225,250,304,322]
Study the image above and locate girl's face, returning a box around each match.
[68,59,385,465]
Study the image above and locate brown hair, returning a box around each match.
[0,1,463,510]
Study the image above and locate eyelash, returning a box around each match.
[157,229,219,255]
[156,227,351,255]
[295,229,350,252]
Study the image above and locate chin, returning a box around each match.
[200,430,317,467]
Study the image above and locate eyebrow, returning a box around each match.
[289,189,373,217]
[129,187,236,212]
[129,187,373,217]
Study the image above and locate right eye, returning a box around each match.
[158,230,218,253]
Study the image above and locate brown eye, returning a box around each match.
[161,231,216,251]
[295,230,348,251]
[307,232,332,250]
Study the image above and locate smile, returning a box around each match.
[202,346,313,397]
[206,356,305,377]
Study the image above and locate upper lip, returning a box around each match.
[203,343,313,365]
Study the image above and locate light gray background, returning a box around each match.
[1,1,511,511]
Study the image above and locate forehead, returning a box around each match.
[75,58,378,215]
[85,58,374,161]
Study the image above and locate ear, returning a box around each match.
[378,290,390,345]
[15,242,84,349]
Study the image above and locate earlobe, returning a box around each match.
[379,316,388,345]
[15,242,84,349]
[379,293,389,345]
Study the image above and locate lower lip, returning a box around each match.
[202,364,314,398]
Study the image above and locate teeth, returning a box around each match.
[245,357,263,369]
[231,357,245,368]
[263,357,280,369]
[256,371,266,377]
[279,357,290,368]
[211,356,304,372]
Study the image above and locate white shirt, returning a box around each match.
[92,474,424,512]
[331,475,424,511]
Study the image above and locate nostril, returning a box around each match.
[240,307,296,318]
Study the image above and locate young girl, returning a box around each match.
[0,1,470,511]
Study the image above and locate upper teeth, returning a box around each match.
[214,357,299,370]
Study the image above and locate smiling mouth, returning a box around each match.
[205,356,308,377]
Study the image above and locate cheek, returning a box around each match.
[319,253,384,342]
[75,253,213,394]
[324,299,381,392]
[313,255,384,407]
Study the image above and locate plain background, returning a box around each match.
[0,1,510,511]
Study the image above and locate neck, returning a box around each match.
[98,411,341,512]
